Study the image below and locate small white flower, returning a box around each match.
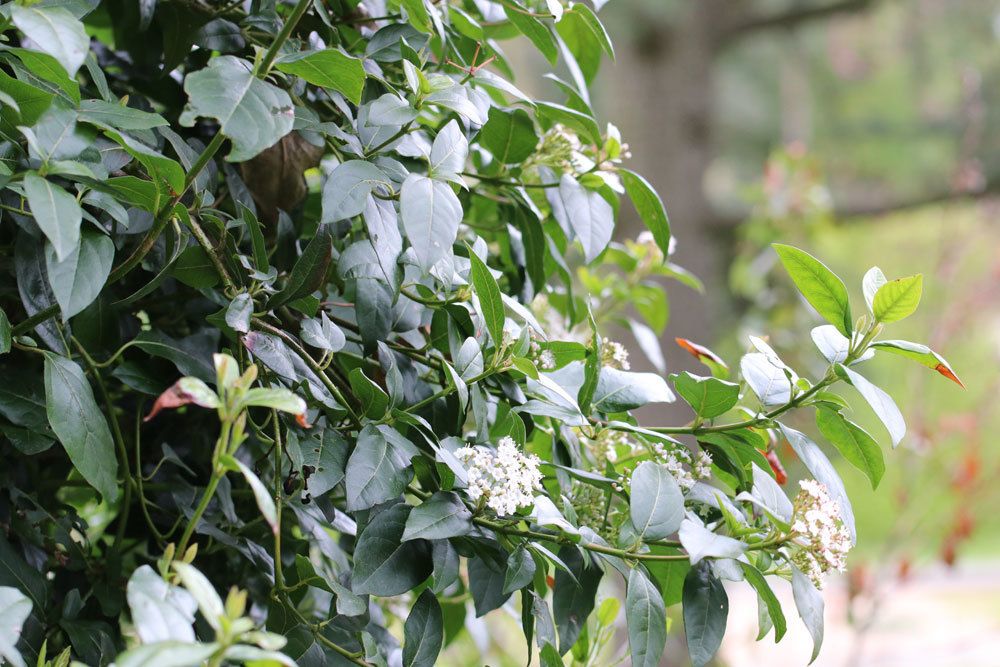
[457,437,543,516]
[789,480,852,588]
[601,340,630,370]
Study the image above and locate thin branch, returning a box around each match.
[724,0,876,43]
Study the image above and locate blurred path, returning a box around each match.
[720,562,1000,667]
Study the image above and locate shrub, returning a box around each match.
[0,1,960,666]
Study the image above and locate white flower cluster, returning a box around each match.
[529,336,556,371]
[601,340,630,370]
[652,443,712,490]
[790,479,852,588]
[610,447,712,493]
[456,437,543,516]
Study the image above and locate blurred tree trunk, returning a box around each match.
[602,2,731,428]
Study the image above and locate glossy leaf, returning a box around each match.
[44,353,118,502]
[773,244,852,336]
[626,567,667,667]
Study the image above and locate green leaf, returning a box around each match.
[552,546,602,653]
[300,313,346,352]
[772,244,852,336]
[78,99,168,130]
[872,274,922,323]
[557,174,613,263]
[629,461,684,541]
[862,266,887,313]
[180,55,294,161]
[503,546,537,594]
[125,565,196,644]
[740,353,791,406]
[400,174,462,272]
[504,1,558,64]
[275,49,366,104]
[626,567,666,667]
[535,101,602,146]
[241,387,306,416]
[22,172,81,262]
[682,563,728,667]
[791,567,824,664]
[815,407,885,489]
[839,365,905,448]
[224,293,252,333]
[871,339,963,387]
[345,424,417,511]
[0,586,32,667]
[429,120,468,183]
[621,169,671,259]
[479,107,538,164]
[8,47,80,103]
[739,563,786,642]
[111,642,220,667]
[399,0,432,32]
[402,590,443,667]
[0,309,9,355]
[10,5,89,77]
[220,454,278,534]
[592,367,674,412]
[467,249,505,352]
[44,228,114,320]
[321,160,390,224]
[170,246,220,289]
[348,368,390,420]
[298,427,348,499]
[43,353,118,502]
[352,503,432,596]
[267,227,333,309]
[402,491,473,541]
[468,554,511,616]
[670,372,739,419]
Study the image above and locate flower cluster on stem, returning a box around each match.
[456,437,543,516]
[789,479,853,588]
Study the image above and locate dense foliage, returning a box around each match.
[0,1,962,666]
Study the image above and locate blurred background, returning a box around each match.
[442,0,1000,664]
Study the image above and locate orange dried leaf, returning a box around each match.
[934,363,965,388]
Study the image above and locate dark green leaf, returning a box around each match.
[345,424,417,511]
[467,249,505,352]
[621,169,671,260]
[267,227,333,309]
[739,563,786,642]
[352,503,432,596]
[402,590,443,667]
[44,353,118,502]
[22,172,81,262]
[180,55,294,161]
[402,491,473,541]
[682,563,728,667]
[45,228,114,320]
[503,546,537,595]
[629,461,684,541]
[626,567,666,667]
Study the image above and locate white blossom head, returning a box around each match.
[456,437,543,516]
[790,479,852,588]
[600,340,630,370]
